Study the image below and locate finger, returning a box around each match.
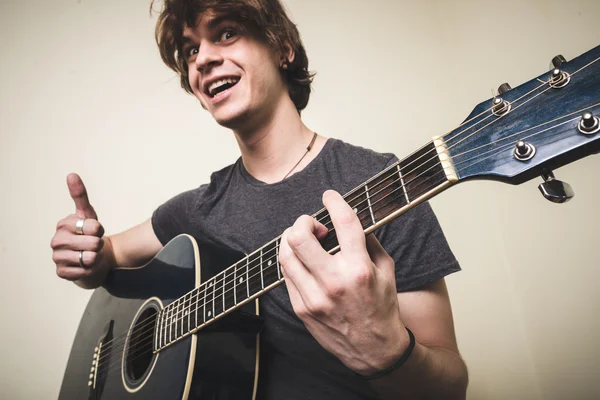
[365,234,394,274]
[57,215,105,237]
[51,232,104,252]
[56,264,93,281]
[53,250,99,268]
[280,251,331,322]
[286,215,331,274]
[279,263,308,318]
[67,173,98,220]
[279,229,322,296]
[322,190,366,257]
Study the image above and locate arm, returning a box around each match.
[279,190,467,399]
[52,174,163,289]
[75,219,163,289]
[369,280,468,399]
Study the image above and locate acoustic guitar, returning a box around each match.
[59,45,600,399]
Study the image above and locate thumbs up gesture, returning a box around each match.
[51,174,107,282]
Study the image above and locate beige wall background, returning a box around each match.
[1,0,599,398]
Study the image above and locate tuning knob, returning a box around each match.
[550,68,570,88]
[513,140,535,161]
[538,171,574,203]
[578,112,600,134]
[498,83,511,95]
[551,55,567,69]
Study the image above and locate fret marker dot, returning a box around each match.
[353,207,358,213]
[239,277,244,283]
[208,281,213,287]
[207,311,212,317]
[268,260,272,266]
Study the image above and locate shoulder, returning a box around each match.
[320,138,398,188]
[327,138,397,167]
[157,160,239,212]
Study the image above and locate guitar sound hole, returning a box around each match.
[125,305,158,384]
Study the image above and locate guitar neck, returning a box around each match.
[155,138,457,352]
[155,44,600,352]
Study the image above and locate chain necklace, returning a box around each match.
[282,132,318,180]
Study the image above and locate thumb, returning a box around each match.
[67,173,98,220]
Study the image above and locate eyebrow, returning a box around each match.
[181,14,236,44]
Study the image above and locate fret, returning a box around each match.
[203,280,209,322]
[224,267,236,312]
[398,142,447,200]
[182,292,190,337]
[365,184,376,224]
[365,165,406,222]
[168,301,174,343]
[156,307,165,349]
[166,304,173,346]
[248,252,263,297]
[276,239,281,280]
[153,311,160,350]
[177,297,183,338]
[214,273,224,317]
[179,293,185,337]
[246,258,250,298]
[233,263,238,305]
[222,273,226,312]
[261,239,279,287]
[260,248,264,289]
[397,164,410,204]
[192,288,198,332]
[196,282,207,326]
[211,279,216,320]
[234,261,248,304]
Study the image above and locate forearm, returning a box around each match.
[370,341,468,400]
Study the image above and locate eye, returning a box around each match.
[187,46,199,57]
[218,29,237,42]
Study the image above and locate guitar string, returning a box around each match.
[94,107,596,376]
[92,56,600,369]
[94,98,597,370]
[90,73,557,357]
[94,153,455,373]
[124,77,568,336]
[94,109,594,378]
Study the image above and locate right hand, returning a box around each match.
[51,173,106,281]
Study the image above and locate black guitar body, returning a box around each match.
[59,235,262,400]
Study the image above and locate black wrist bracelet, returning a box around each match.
[359,327,415,381]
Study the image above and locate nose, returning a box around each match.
[195,40,223,73]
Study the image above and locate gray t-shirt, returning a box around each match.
[152,138,460,399]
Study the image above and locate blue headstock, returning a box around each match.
[447,45,600,188]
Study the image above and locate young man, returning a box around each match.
[51,0,468,398]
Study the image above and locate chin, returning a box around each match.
[212,106,252,130]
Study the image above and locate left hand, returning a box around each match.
[279,190,410,375]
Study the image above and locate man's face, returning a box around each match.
[182,11,287,130]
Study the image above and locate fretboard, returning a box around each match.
[154,139,455,351]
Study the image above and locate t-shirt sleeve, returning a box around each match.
[151,185,206,246]
[374,157,460,292]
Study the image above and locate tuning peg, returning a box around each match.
[498,83,511,95]
[538,171,574,203]
[551,55,567,69]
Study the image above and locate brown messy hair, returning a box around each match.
[152,0,314,111]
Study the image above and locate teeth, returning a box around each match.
[208,78,239,96]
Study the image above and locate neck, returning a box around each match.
[232,96,325,183]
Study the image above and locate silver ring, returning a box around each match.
[75,218,85,235]
[79,250,86,268]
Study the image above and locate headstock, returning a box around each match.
[447,45,600,203]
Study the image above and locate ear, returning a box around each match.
[280,41,295,68]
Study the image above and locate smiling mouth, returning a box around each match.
[208,77,240,98]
